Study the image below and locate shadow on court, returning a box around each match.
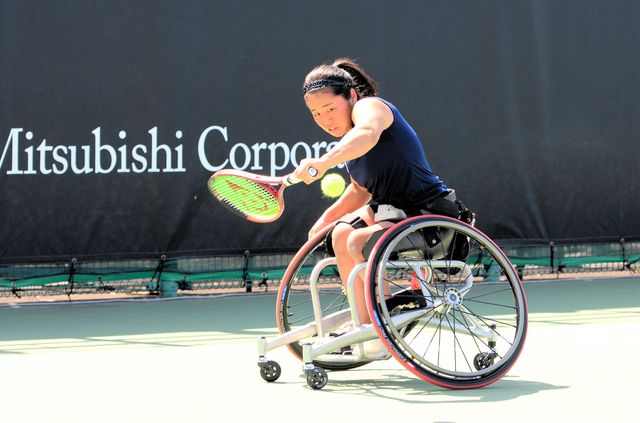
[303,370,568,404]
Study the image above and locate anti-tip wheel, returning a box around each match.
[306,367,328,390]
[473,353,496,371]
[259,361,281,382]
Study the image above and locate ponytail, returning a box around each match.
[334,58,378,98]
[303,58,378,100]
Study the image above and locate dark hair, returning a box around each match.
[303,58,378,100]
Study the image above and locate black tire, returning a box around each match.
[259,361,281,382]
[306,368,328,390]
[276,223,366,371]
[366,216,528,389]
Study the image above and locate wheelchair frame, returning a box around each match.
[257,215,528,390]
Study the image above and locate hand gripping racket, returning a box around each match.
[208,168,317,223]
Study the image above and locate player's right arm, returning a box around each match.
[295,98,393,184]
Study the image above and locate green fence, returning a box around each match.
[502,239,640,277]
[1,240,638,300]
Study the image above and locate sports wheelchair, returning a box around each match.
[257,214,528,390]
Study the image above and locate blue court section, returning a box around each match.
[1,277,638,422]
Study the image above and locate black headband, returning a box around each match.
[303,79,352,94]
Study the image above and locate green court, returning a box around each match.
[1,276,638,422]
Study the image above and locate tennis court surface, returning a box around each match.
[1,276,638,422]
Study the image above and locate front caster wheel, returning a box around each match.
[259,361,281,382]
[306,367,328,390]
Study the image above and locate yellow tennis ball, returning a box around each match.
[321,173,346,198]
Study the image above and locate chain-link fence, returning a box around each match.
[1,240,638,300]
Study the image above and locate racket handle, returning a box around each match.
[282,167,318,186]
[282,174,301,186]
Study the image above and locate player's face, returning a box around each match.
[305,89,356,137]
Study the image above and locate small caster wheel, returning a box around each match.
[473,353,495,370]
[306,367,328,390]
[259,361,281,382]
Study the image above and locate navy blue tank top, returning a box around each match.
[346,98,447,210]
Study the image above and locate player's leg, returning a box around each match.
[331,206,393,325]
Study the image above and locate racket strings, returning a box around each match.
[210,176,280,218]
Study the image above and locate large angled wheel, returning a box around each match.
[365,215,528,389]
[276,223,366,371]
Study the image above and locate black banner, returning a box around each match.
[1,1,639,264]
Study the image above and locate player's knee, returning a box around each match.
[331,224,352,255]
[346,231,367,261]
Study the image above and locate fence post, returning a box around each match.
[148,255,178,298]
[243,251,252,292]
[67,258,77,299]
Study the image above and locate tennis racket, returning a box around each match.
[208,168,317,223]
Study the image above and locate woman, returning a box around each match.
[294,58,453,358]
